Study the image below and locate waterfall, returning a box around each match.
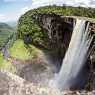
[50,19,93,90]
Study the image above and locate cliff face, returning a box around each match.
[32,13,95,90]
[33,13,73,48]
[32,14,74,64]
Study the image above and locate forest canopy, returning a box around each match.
[18,5,95,49]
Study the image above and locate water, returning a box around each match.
[50,19,93,90]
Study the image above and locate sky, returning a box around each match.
[0,0,95,22]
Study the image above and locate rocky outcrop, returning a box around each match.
[0,70,95,95]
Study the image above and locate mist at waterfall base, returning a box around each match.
[49,19,93,90]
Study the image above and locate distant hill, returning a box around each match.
[0,23,16,49]
[6,21,17,29]
[0,23,12,30]
[0,22,17,32]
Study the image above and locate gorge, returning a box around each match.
[50,19,93,90]
[1,5,95,95]
[29,13,95,90]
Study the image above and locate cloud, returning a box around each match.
[0,12,20,22]
[89,0,95,5]
[1,0,95,22]
[20,6,31,14]
[0,14,6,22]
[3,0,29,2]
[31,0,63,9]
[0,6,31,22]
[4,0,16,2]
[31,0,95,8]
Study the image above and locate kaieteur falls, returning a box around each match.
[50,19,93,90]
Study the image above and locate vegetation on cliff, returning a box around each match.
[0,5,95,92]
[9,39,42,60]
[18,6,95,48]
[0,21,43,71]
[0,52,15,72]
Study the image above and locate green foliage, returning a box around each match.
[9,39,31,60]
[18,11,45,45]
[0,23,17,72]
[0,23,17,49]
[0,23,12,30]
[0,52,16,72]
[0,31,12,48]
[9,39,43,60]
[18,5,95,47]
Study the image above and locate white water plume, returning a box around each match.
[50,19,93,90]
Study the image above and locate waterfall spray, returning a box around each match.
[50,19,93,90]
